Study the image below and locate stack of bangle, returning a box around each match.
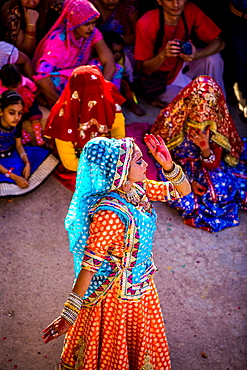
[60,292,83,325]
[162,163,186,186]
[200,150,215,164]
[20,151,27,159]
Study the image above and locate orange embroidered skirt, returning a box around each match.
[59,279,171,370]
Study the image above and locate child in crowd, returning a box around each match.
[104,30,145,116]
[0,64,45,146]
[0,91,58,197]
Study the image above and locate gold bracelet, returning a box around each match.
[27,23,36,26]
[25,34,35,38]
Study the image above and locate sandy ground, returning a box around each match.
[0,100,247,370]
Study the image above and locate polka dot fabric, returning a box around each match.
[60,280,171,370]
[82,210,125,271]
[145,180,181,202]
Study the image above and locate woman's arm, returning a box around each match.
[15,8,39,56]
[144,134,191,196]
[16,50,34,80]
[94,39,116,81]
[36,77,60,105]
[0,162,28,188]
[42,269,94,344]
[43,209,124,343]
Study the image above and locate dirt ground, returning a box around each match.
[0,101,247,370]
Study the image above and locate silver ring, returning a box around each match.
[50,329,55,335]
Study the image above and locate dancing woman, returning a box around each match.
[42,135,191,369]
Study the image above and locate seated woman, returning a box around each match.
[44,65,126,192]
[151,75,247,232]
[90,0,138,46]
[0,0,64,57]
[32,0,115,108]
[0,91,59,198]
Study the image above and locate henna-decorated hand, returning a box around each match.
[42,316,71,344]
[144,134,173,171]
[188,126,210,151]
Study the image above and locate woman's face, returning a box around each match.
[99,0,119,11]
[0,103,23,128]
[20,0,40,9]
[74,19,97,39]
[127,145,148,183]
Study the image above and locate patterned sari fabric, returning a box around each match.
[151,75,247,232]
[33,0,101,95]
[59,137,180,369]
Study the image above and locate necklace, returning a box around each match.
[116,187,152,212]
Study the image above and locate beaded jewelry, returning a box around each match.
[200,150,215,164]
[60,292,83,325]
[20,151,27,159]
[162,163,186,186]
[116,187,152,212]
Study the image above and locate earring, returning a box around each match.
[122,180,131,192]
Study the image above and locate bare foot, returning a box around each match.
[149,98,167,109]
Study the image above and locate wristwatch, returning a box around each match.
[5,167,14,178]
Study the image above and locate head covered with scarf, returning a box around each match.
[33,0,100,68]
[44,65,125,148]
[65,136,134,276]
[152,76,243,166]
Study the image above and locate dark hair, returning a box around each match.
[0,64,22,87]
[0,90,24,110]
[103,30,124,50]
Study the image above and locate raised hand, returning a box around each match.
[42,316,71,344]
[144,134,173,171]
[188,126,210,151]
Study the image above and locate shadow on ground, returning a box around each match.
[0,99,247,370]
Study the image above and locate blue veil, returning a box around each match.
[65,137,134,276]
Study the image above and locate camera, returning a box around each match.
[179,41,192,55]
